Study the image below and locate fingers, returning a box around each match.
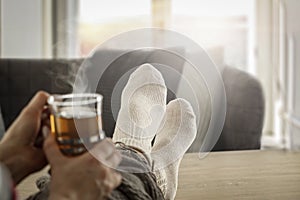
[40,109,50,136]
[34,109,50,148]
[43,134,122,198]
[109,170,122,188]
[89,139,122,168]
[41,108,51,127]
[92,139,115,159]
[26,148,47,172]
[86,139,122,190]
[106,151,122,169]
[100,170,122,197]
[43,127,64,165]
[23,91,49,115]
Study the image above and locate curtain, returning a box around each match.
[52,0,80,58]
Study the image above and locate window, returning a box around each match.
[78,0,255,73]
[79,0,151,56]
[171,0,255,72]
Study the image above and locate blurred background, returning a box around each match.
[0,0,299,150]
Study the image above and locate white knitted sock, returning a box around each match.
[152,99,197,200]
[112,63,167,154]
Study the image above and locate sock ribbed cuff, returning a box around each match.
[112,130,152,154]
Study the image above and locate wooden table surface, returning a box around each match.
[17,150,300,200]
[175,150,300,200]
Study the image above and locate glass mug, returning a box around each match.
[47,93,105,156]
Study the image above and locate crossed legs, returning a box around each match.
[112,64,197,200]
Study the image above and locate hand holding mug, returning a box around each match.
[43,129,122,200]
[0,91,49,183]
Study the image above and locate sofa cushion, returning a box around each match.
[213,67,265,151]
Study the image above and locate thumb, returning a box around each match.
[43,126,64,165]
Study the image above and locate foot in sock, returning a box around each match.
[112,63,167,155]
[151,98,197,200]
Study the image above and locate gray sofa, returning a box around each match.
[0,58,264,151]
[213,67,265,151]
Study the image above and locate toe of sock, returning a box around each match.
[129,63,166,86]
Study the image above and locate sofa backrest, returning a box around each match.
[0,59,83,130]
[0,52,182,137]
[212,67,265,151]
[0,59,265,151]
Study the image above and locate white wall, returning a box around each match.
[284,0,300,149]
[1,0,43,58]
[256,0,274,137]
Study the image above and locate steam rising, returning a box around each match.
[73,62,90,93]
[48,60,90,94]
